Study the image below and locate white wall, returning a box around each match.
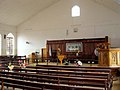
[0,23,17,55]
[17,0,120,56]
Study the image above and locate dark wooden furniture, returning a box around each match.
[45,36,109,63]
[0,70,104,90]
[12,65,112,89]
[41,48,47,62]
[0,55,26,67]
[0,70,108,90]
[0,56,13,67]
[7,55,26,66]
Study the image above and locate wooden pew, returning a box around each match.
[0,65,112,89]
[35,65,112,78]
[0,59,10,67]
[0,55,26,66]
[0,78,103,90]
[26,65,113,87]
[0,71,105,90]
[12,67,111,90]
[27,65,111,72]
[36,64,113,70]
[0,64,113,90]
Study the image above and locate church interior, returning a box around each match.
[0,0,120,90]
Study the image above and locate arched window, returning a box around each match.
[72,5,80,17]
[6,33,14,55]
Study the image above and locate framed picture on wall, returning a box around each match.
[66,42,83,52]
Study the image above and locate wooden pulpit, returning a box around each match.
[98,48,120,66]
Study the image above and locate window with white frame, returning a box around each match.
[6,33,14,55]
[72,5,80,17]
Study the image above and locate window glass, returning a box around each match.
[72,5,80,17]
[6,33,14,55]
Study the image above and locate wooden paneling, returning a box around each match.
[46,36,108,63]
[41,48,47,62]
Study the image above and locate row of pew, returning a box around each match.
[0,56,26,67]
[0,64,113,90]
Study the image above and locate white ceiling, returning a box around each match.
[93,0,120,14]
[0,0,59,26]
[0,0,119,26]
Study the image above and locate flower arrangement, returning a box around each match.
[8,62,14,71]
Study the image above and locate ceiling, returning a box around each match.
[0,0,119,26]
[92,0,120,14]
[0,0,60,26]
